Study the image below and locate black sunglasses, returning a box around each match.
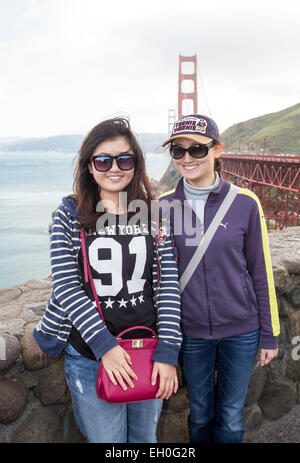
[90,153,136,172]
[169,141,216,160]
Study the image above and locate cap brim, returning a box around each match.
[162,134,213,147]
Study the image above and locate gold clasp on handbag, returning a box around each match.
[132,340,143,348]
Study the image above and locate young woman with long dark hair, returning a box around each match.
[33,117,182,443]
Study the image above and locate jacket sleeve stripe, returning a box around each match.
[239,189,280,336]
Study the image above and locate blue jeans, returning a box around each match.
[179,329,260,443]
[64,342,163,443]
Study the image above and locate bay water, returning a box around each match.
[0,150,171,290]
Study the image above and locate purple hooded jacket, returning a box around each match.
[159,175,280,350]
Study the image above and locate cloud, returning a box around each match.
[0,0,299,137]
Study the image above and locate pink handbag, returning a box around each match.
[97,326,159,403]
[80,229,160,403]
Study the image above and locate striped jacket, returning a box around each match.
[33,197,182,366]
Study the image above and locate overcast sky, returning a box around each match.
[0,0,299,138]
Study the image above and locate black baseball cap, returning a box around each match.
[162,114,221,146]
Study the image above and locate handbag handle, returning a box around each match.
[154,218,160,285]
[116,326,158,339]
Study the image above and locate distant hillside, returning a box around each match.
[222,102,300,153]
[0,133,168,154]
[0,134,84,153]
[158,102,300,194]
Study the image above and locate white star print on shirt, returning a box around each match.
[118,298,128,308]
[130,295,137,307]
[104,297,114,309]
[138,294,144,303]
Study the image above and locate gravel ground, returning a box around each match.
[244,404,300,443]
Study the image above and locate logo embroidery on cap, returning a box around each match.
[172,116,208,135]
[196,118,208,134]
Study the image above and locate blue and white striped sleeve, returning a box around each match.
[152,234,182,366]
[50,204,118,360]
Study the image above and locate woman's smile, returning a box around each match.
[182,163,198,170]
[105,174,124,182]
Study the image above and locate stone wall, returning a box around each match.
[0,227,300,443]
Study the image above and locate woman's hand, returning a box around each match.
[101,345,137,390]
[151,362,178,400]
[260,348,278,366]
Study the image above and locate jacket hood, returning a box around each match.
[62,196,81,218]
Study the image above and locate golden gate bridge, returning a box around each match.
[168,54,300,229]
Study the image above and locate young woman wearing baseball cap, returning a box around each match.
[159,114,280,443]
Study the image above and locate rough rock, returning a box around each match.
[0,323,8,332]
[20,322,54,370]
[0,318,26,338]
[11,407,63,443]
[163,388,189,412]
[157,409,189,443]
[0,379,28,424]
[282,257,300,275]
[278,320,287,344]
[272,264,289,290]
[0,304,22,322]
[243,403,263,432]
[288,283,300,309]
[278,297,291,318]
[3,356,25,379]
[25,279,53,290]
[244,404,300,443]
[245,364,267,406]
[23,303,47,318]
[0,332,21,371]
[287,311,300,342]
[285,346,300,382]
[258,372,296,420]
[34,358,70,405]
[0,287,22,305]
[268,346,286,377]
[21,309,42,324]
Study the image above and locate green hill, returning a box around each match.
[222,102,300,154]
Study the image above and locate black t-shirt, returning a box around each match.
[68,213,157,360]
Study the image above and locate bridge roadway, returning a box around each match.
[221,152,300,192]
[220,152,300,228]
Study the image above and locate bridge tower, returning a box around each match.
[168,108,176,135]
[178,54,198,119]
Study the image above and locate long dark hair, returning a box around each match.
[214,141,223,173]
[70,117,154,231]
[214,158,222,173]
